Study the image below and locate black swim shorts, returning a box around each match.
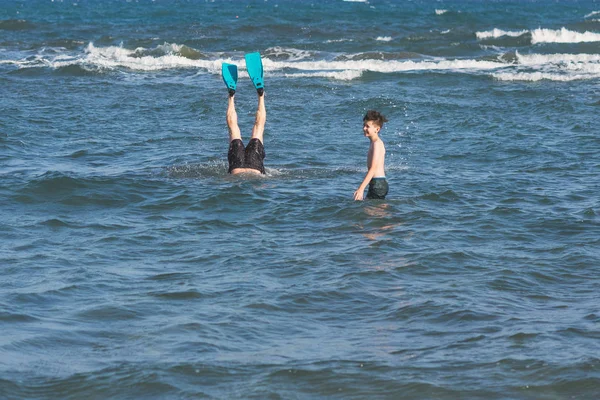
[366,177,389,199]
[227,138,266,174]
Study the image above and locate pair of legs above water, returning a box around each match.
[226,91,266,175]
[223,52,266,175]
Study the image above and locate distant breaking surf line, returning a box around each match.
[476,27,600,43]
[6,43,600,82]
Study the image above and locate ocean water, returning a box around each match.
[1,0,599,398]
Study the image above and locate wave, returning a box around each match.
[492,71,597,82]
[3,42,599,82]
[477,27,600,44]
[283,58,504,72]
[83,43,209,71]
[584,11,600,19]
[492,51,600,81]
[2,42,506,77]
[516,52,600,65]
[476,29,528,40]
[284,70,363,80]
[335,51,425,61]
[263,46,316,61]
[4,42,224,74]
[531,27,600,44]
[324,38,354,44]
[435,9,464,17]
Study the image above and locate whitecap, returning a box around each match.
[584,11,600,19]
[84,42,203,71]
[493,52,600,81]
[263,46,314,61]
[324,38,354,43]
[476,28,528,40]
[516,52,600,66]
[278,58,504,74]
[531,27,600,44]
[492,71,596,82]
[283,70,363,81]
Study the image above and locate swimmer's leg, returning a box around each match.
[250,90,265,144]
[226,93,242,142]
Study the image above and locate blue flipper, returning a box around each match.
[222,63,238,93]
[245,52,264,91]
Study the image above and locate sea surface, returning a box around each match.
[1,0,599,398]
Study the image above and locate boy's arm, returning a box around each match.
[353,171,374,201]
[353,142,384,201]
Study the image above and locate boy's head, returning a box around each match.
[363,110,388,129]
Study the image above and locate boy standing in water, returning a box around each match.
[353,110,389,201]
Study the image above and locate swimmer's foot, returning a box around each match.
[228,88,236,97]
[257,88,264,97]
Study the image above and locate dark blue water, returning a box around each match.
[1,1,599,398]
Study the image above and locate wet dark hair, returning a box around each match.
[363,110,388,128]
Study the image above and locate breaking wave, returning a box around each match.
[2,42,599,82]
[477,27,600,44]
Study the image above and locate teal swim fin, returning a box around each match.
[245,52,264,92]
[222,63,238,95]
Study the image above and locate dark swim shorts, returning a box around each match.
[227,138,266,174]
[366,177,389,199]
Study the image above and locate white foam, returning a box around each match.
[376,36,392,42]
[264,46,314,61]
[516,52,600,65]
[435,9,448,15]
[285,70,363,81]
[1,54,48,68]
[493,51,600,81]
[479,44,504,52]
[271,58,504,74]
[324,38,354,43]
[492,71,597,82]
[85,42,206,71]
[584,11,600,19]
[7,42,600,83]
[476,27,600,44]
[531,27,600,44]
[476,28,528,40]
[6,43,507,78]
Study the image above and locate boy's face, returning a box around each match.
[363,120,380,138]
